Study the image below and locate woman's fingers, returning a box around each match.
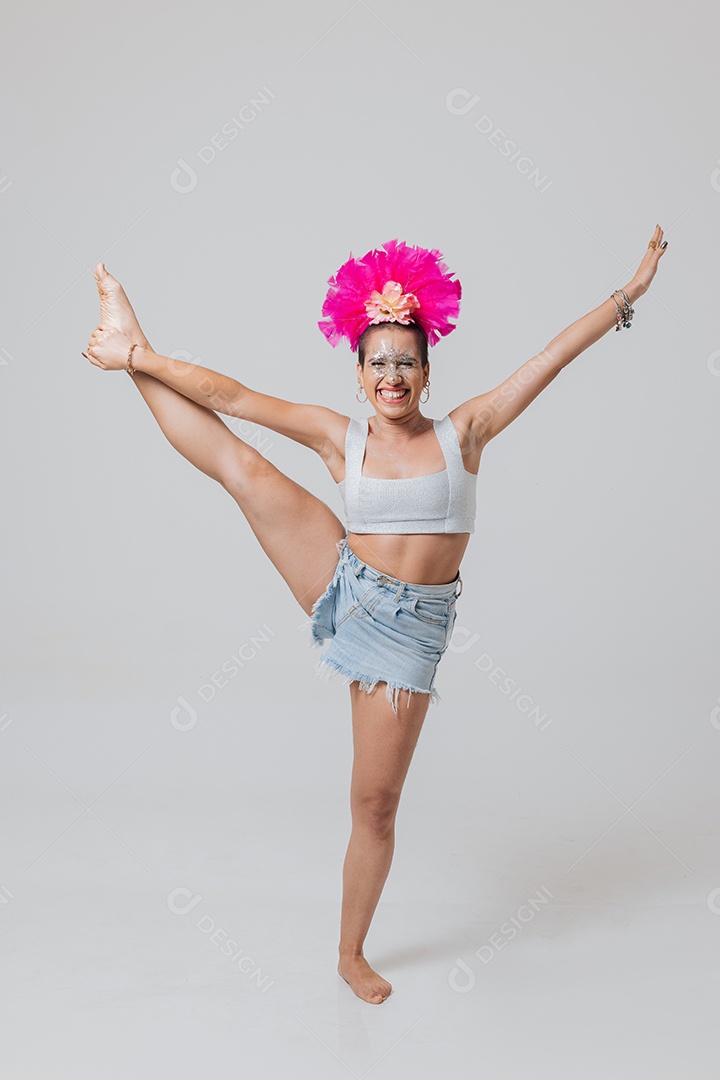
[83,326,114,367]
[82,325,131,370]
[650,223,668,257]
[85,327,106,360]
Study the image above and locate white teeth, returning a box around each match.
[378,388,407,399]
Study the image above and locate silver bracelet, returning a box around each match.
[610,292,624,331]
[617,288,634,328]
[610,289,635,331]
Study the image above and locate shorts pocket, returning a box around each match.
[411,596,451,626]
[336,602,359,628]
[336,586,381,627]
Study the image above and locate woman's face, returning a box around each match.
[356,326,428,417]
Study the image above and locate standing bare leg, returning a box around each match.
[337,683,431,1003]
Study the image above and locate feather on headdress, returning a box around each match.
[318,239,462,352]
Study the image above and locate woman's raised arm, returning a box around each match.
[84,330,349,456]
[453,225,669,447]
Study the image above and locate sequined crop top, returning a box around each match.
[336,415,478,534]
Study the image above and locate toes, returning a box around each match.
[94,261,117,288]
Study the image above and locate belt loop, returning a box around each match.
[394,581,405,602]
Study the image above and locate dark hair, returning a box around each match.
[357,322,428,369]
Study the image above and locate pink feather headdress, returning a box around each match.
[318,239,462,352]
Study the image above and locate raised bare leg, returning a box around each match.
[337,682,431,1004]
[93,262,258,485]
[92,262,345,613]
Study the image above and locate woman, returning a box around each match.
[83,230,668,1004]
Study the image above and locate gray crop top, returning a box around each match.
[336,415,478,534]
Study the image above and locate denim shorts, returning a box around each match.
[309,535,462,714]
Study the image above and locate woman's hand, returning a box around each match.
[629,224,669,296]
[83,325,136,371]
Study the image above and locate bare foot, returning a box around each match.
[338,954,392,1004]
[93,261,151,350]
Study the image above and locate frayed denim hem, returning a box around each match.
[314,655,441,716]
[308,537,346,648]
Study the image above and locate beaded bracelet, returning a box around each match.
[610,289,635,331]
[126,342,139,376]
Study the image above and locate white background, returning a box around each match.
[1,1,719,1075]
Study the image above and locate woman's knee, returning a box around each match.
[219,442,272,498]
[351,789,401,837]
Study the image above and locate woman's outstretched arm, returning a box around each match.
[453,224,669,447]
[84,332,349,457]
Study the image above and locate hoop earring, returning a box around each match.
[356,384,368,403]
[420,381,430,403]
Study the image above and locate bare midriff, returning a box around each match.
[346,531,470,586]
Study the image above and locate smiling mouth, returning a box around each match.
[377,387,409,401]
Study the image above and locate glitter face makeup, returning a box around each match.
[367,345,422,381]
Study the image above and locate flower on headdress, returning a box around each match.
[318,238,462,352]
[365,281,419,325]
